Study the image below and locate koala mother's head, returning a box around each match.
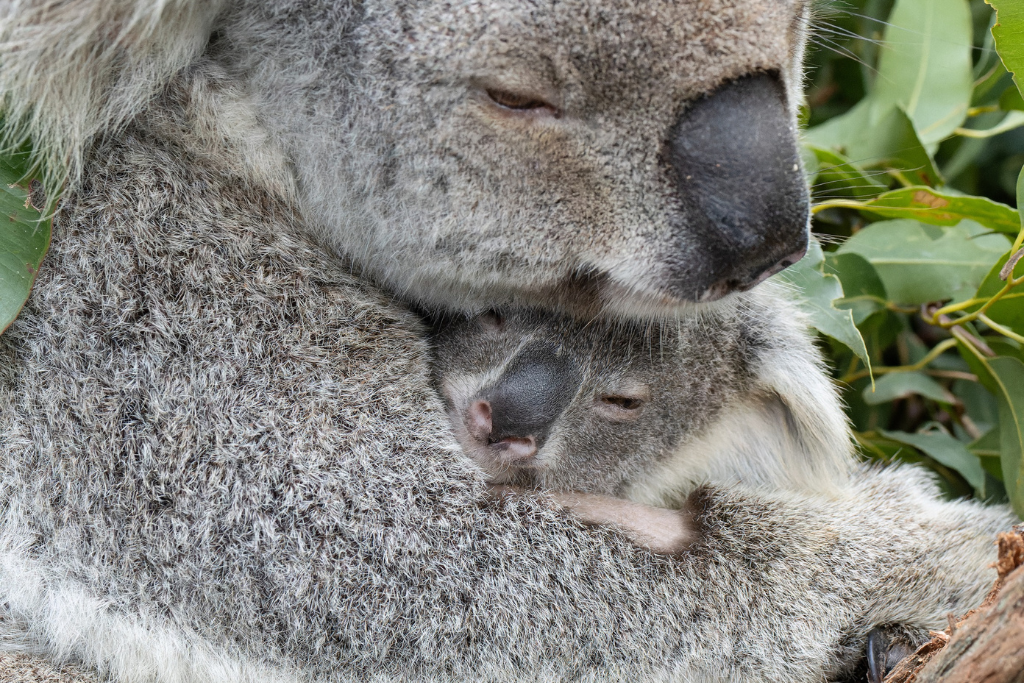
[5,0,812,318]
[209,0,814,317]
[220,0,812,316]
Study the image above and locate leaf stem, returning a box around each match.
[979,313,1024,344]
[841,338,958,383]
[927,251,1024,328]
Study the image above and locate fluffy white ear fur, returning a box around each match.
[0,0,224,192]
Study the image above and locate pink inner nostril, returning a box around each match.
[497,436,537,462]
[467,400,492,443]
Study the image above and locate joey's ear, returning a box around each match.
[478,310,506,331]
[0,0,225,194]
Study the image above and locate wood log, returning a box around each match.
[885,529,1024,683]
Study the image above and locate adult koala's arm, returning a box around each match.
[0,1,999,681]
[0,97,1011,679]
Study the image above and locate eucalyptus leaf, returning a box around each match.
[863,372,955,406]
[803,99,872,154]
[1018,165,1024,224]
[805,106,942,186]
[772,240,871,370]
[973,63,1013,106]
[819,187,1021,235]
[837,220,1010,304]
[873,0,974,148]
[986,0,1024,96]
[971,426,1003,460]
[881,428,987,494]
[971,251,1024,337]
[850,108,943,187]
[806,146,888,200]
[0,149,51,334]
[956,110,1024,138]
[992,357,1024,517]
[1000,85,1024,112]
[956,341,1024,515]
[825,252,888,324]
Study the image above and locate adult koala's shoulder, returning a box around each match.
[0,1,1003,681]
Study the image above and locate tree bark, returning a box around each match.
[885,529,1024,683]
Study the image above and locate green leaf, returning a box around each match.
[973,63,1013,106]
[803,98,871,153]
[957,340,1024,516]
[992,357,1024,517]
[805,146,888,200]
[971,426,1003,460]
[1000,86,1024,112]
[971,251,1024,337]
[772,239,871,371]
[0,148,51,335]
[818,187,1021,235]
[986,0,1024,97]
[837,220,1010,305]
[1018,165,1024,226]
[873,0,975,148]
[806,106,942,187]
[881,428,987,494]
[863,372,955,406]
[825,252,888,324]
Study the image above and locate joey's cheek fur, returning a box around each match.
[224,0,812,315]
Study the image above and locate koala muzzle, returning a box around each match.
[464,343,580,464]
[665,73,810,302]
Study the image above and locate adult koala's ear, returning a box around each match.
[220,0,815,318]
[0,0,225,193]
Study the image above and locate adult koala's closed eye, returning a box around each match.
[222,0,812,314]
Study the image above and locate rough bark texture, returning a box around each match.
[885,528,1024,683]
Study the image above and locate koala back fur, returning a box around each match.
[0,68,1011,682]
[0,1,1014,681]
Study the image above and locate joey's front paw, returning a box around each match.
[548,491,696,555]
[865,624,928,683]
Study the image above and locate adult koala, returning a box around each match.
[0,1,1009,682]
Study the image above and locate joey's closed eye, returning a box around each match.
[484,88,560,117]
[595,385,650,421]
[602,395,643,410]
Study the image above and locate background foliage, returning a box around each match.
[789,0,1024,515]
[1,0,1023,514]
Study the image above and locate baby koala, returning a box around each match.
[430,306,791,554]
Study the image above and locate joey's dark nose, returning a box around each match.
[665,73,810,302]
[468,342,580,462]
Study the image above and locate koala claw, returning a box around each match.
[866,624,927,683]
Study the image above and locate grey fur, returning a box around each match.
[430,307,1012,562]
[433,306,849,501]
[0,1,1013,681]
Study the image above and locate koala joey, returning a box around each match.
[433,308,751,553]
[432,307,1016,680]
[433,303,857,555]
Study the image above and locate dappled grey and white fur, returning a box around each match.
[434,306,851,504]
[0,1,1013,681]
[430,308,1012,561]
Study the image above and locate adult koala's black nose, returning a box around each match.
[665,73,810,302]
